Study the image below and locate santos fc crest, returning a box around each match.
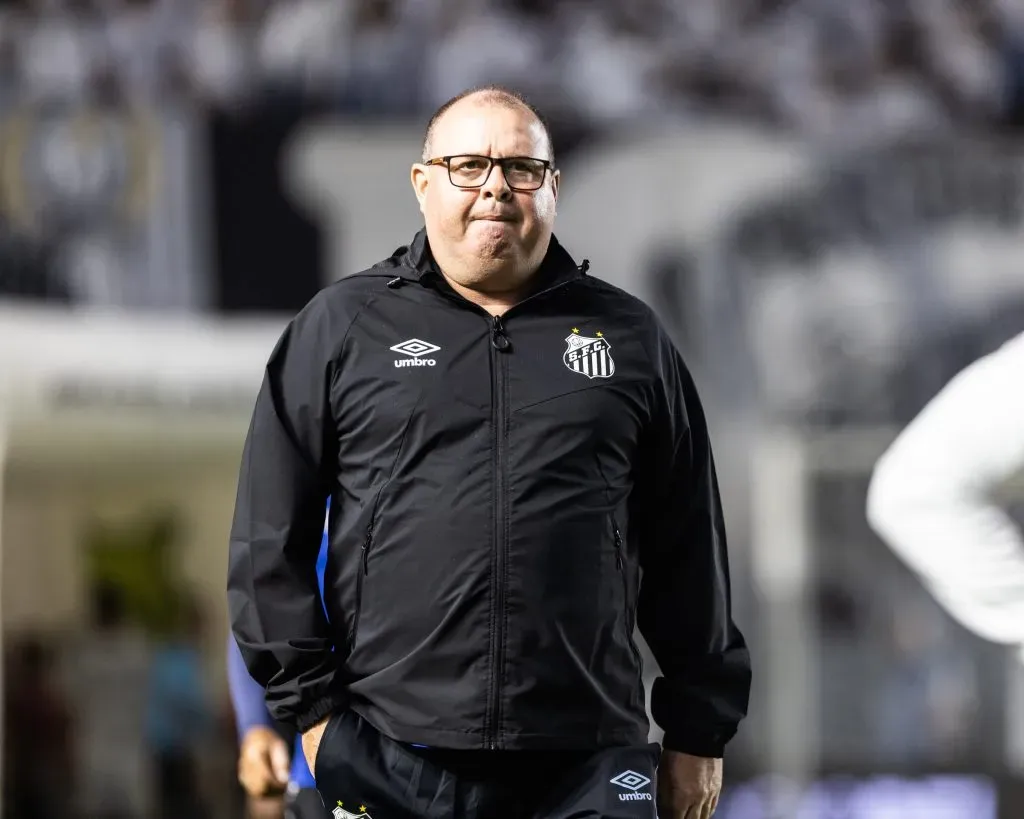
[563,329,615,379]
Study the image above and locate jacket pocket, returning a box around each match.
[611,517,644,691]
[351,487,385,647]
[312,709,344,786]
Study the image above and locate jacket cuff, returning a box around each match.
[296,694,345,734]
[660,728,727,759]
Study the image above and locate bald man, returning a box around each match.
[228,86,751,819]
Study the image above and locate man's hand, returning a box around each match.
[301,714,332,774]
[238,725,291,798]
[657,749,722,819]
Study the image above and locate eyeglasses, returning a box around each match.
[423,155,554,192]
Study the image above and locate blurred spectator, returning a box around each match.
[66,582,153,819]
[560,0,675,127]
[868,332,1024,652]
[16,2,95,104]
[425,0,553,112]
[874,598,980,765]
[3,637,74,819]
[339,0,426,115]
[188,0,254,108]
[256,0,350,101]
[145,595,214,819]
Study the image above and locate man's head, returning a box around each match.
[411,86,559,297]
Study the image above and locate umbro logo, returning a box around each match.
[610,770,653,802]
[391,338,440,368]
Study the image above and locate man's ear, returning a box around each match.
[411,164,429,214]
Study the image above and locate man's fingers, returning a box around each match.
[667,804,695,819]
[237,759,265,797]
[239,745,275,796]
[687,798,718,819]
[658,795,717,819]
[269,739,291,784]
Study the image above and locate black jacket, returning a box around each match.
[227,230,750,756]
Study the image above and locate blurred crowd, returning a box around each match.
[1,0,1024,137]
[4,584,235,819]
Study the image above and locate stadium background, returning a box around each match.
[2,0,1024,817]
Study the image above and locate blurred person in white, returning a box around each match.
[92,0,180,104]
[66,582,154,819]
[559,0,679,127]
[189,0,255,107]
[868,332,1024,768]
[256,0,352,100]
[0,1,22,103]
[424,0,555,113]
[867,331,1024,658]
[340,0,429,115]
[791,0,946,143]
[909,0,1007,123]
[16,0,96,104]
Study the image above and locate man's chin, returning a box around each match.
[470,237,518,261]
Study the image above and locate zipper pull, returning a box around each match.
[362,527,372,574]
[613,525,623,569]
[491,315,510,351]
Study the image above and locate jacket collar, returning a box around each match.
[392,227,587,291]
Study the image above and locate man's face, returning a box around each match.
[411,102,559,290]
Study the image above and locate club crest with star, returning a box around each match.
[563,328,615,379]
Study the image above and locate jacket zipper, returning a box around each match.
[612,519,644,691]
[486,314,511,749]
[351,487,385,647]
[412,272,583,747]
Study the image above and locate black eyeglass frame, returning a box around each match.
[423,155,556,191]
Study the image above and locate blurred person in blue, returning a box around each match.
[228,504,331,819]
[228,85,750,819]
[145,594,214,819]
[868,330,1024,657]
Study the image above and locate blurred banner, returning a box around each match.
[0,103,210,310]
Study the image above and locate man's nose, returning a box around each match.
[481,163,513,201]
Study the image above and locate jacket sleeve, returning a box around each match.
[227,298,342,733]
[634,322,751,758]
[867,331,1024,647]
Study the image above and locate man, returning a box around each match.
[228,85,751,819]
[867,330,1024,654]
[228,506,332,819]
